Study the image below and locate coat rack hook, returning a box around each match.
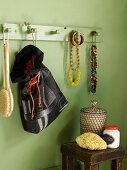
[49,30,59,34]
[3,26,12,33]
[90,31,99,44]
[91,31,98,36]
[27,26,37,34]
[24,22,37,34]
[2,25,11,42]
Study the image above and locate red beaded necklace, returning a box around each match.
[90,31,98,94]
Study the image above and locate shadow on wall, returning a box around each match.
[0,82,33,151]
[38,165,61,170]
[85,43,91,93]
[38,162,82,170]
[57,106,80,144]
[0,46,40,157]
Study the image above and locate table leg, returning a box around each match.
[85,163,99,170]
[62,153,75,170]
[68,156,75,170]
[111,158,124,170]
[62,153,68,170]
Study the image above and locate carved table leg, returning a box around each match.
[111,158,124,170]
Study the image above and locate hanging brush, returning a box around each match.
[0,30,14,117]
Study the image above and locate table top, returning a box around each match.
[61,142,125,164]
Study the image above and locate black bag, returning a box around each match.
[10,45,68,134]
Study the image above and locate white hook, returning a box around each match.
[26,24,37,46]
[31,28,37,46]
[3,26,11,43]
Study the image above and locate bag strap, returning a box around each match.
[26,71,42,120]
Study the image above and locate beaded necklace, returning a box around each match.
[90,31,98,93]
[68,30,84,86]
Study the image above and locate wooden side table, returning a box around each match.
[61,142,125,170]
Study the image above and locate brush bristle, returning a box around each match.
[0,89,11,117]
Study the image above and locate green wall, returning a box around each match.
[0,0,127,170]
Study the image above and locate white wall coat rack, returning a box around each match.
[0,23,103,43]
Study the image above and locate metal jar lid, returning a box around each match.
[80,100,107,114]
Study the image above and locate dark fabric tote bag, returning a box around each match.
[10,45,68,134]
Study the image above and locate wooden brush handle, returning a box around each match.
[2,40,6,89]
[2,40,14,117]
[4,40,10,89]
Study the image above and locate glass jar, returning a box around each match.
[103,125,120,148]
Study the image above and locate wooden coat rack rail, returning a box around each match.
[0,22,103,42]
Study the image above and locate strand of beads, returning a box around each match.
[68,30,84,87]
[90,31,98,94]
[91,44,97,93]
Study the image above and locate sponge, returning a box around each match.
[76,132,107,150]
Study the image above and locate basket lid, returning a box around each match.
[81,100,106,114]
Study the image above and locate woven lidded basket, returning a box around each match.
[80,100,107,136]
